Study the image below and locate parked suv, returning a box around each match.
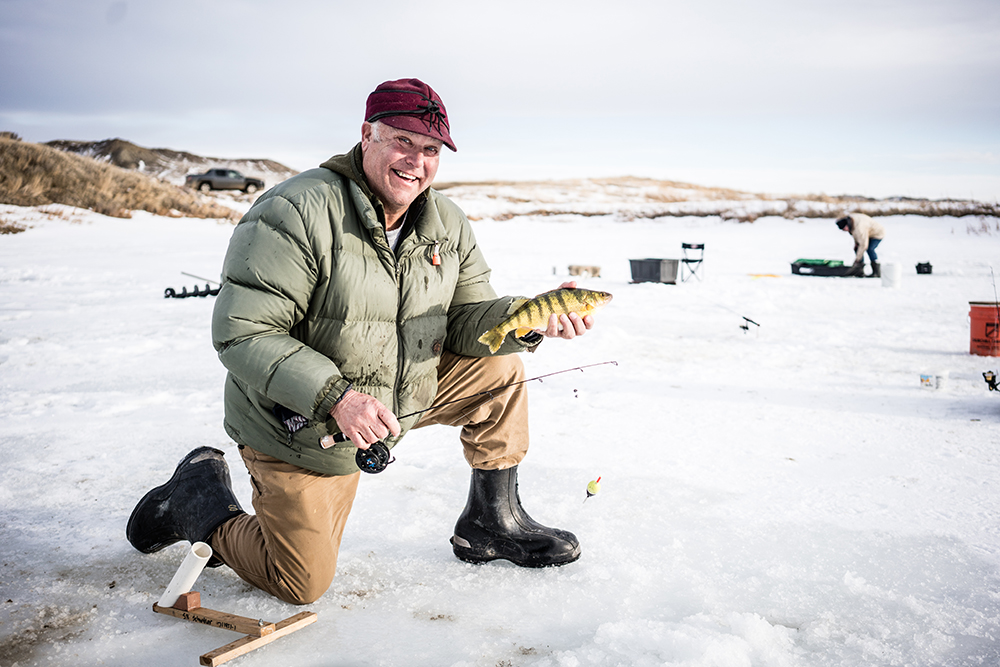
[185,168,264,194]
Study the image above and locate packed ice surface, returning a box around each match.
[1,199,999,666]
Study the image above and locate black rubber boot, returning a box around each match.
[870,261,881,278]
[451,466,581,567]
[844,260,865,278]
[126,447,245,557]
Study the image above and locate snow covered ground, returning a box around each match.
[2,196,1000,667]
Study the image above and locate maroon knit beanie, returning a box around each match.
[365,78,456,152]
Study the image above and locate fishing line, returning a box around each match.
[683,291,760,333]
[182,272,220,285]
[336,360,619,472]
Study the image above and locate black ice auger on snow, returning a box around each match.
[164,272,220,299]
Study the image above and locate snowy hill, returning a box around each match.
[45,138,299,191]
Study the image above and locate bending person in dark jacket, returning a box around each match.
[126,79,599,604]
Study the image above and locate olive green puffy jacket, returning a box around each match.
[212,145,531,475]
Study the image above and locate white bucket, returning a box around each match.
[881,263,901,288]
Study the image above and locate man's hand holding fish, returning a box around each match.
[540,282,598,340]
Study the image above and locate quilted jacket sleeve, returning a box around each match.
[212,194,351,421]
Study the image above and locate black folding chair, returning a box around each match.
[680,243,704,282]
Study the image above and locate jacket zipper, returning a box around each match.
[390,238,447,421]
[393,258,403,418]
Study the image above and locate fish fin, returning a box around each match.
[514,326,534,338]
[478,328,507,354]
[505,298,530,315]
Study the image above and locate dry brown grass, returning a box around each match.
[591,176,752,201]
[966,218,1000,235]
[0,216,28,234]
[0,138,239,222]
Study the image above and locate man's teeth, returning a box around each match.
[393,170,417,182]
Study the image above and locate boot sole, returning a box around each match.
[125,447,225,553]
[451,536,581,568]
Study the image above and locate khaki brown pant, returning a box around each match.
[210,351,529,604]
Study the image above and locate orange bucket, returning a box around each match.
[969,302,1000,356]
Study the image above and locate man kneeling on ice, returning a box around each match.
[126,78,604,605]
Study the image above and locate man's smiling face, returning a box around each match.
[361,121,442,225]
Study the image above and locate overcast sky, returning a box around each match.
[2,0,998,198]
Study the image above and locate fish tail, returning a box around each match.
[478,327,508,354]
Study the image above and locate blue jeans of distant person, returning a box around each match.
[866,238,881,262]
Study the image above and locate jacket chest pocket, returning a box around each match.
[398,240,457,307]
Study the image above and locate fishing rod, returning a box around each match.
[710,299,759,332]
[182,272,221,285]
[685,291,760,333]
[739,315,760,332]
[329,360,619,472]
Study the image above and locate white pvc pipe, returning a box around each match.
[157,541,213,608]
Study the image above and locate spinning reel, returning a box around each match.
[355,441,395,474]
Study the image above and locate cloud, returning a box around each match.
[905,151,999,165]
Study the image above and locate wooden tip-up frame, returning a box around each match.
[153,592,317,666]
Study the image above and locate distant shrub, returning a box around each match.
[440,177,1000,224]
[0,138,239,220]
[0,216,28,234]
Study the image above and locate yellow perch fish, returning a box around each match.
[478,288,613,353]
